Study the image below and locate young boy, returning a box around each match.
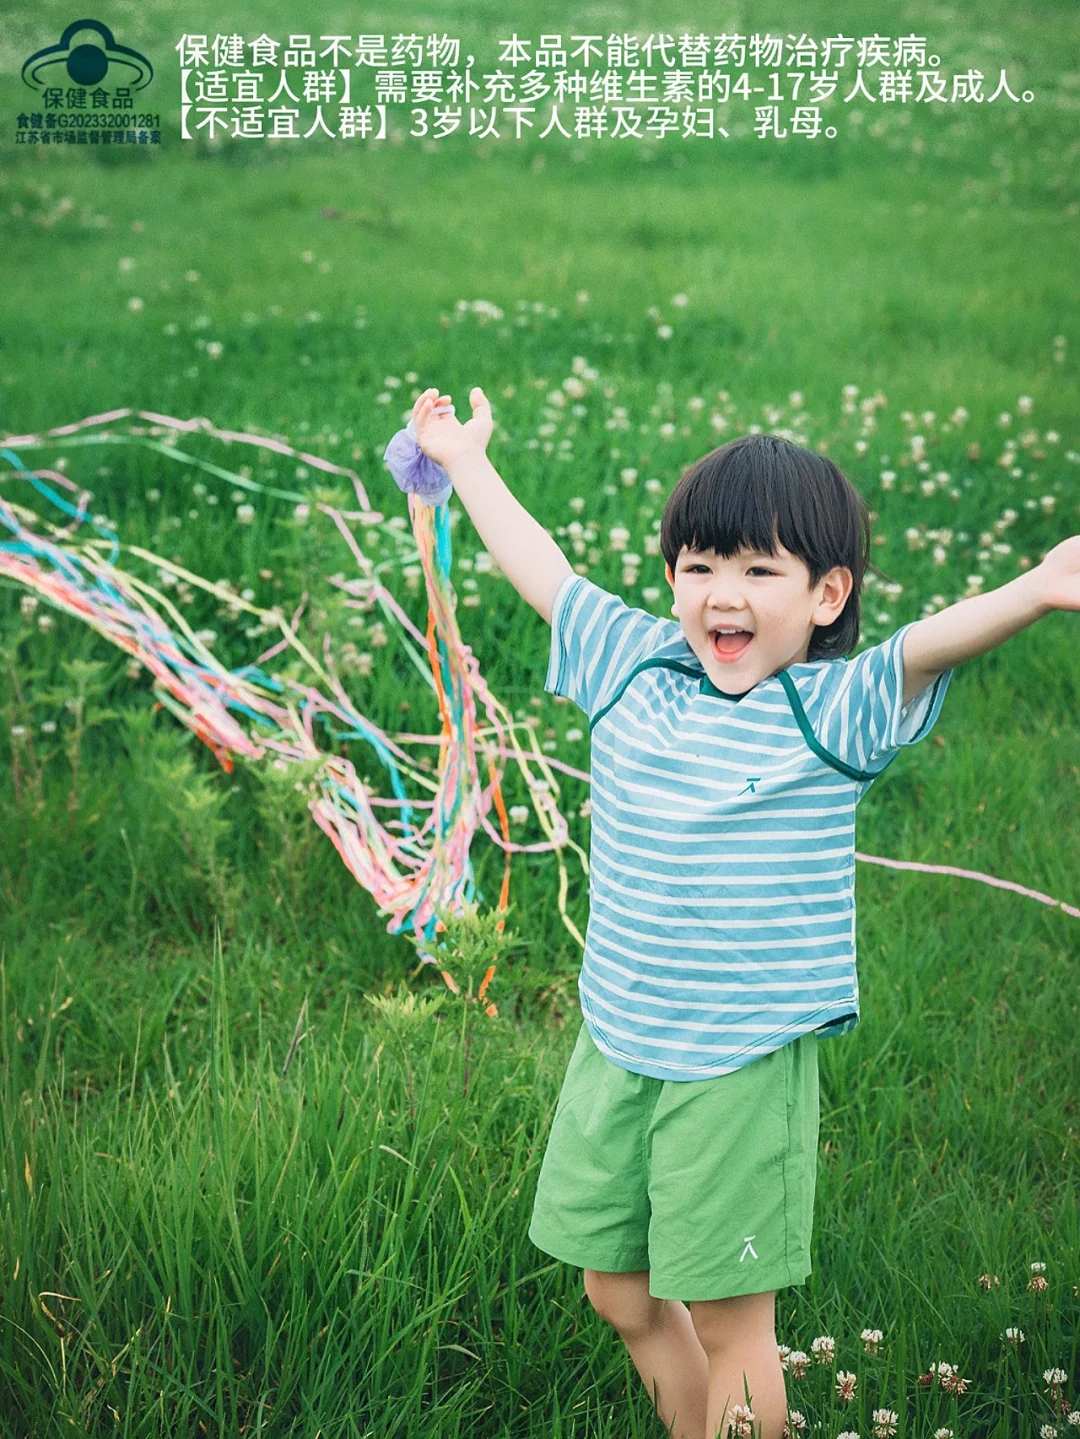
[408,384,1079,1439]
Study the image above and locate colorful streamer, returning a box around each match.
[0,410,1075,1020]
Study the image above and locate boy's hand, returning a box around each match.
[1033,534,1080,613]
[412,386,493,470]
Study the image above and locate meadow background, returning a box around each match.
[1,0,1079,1435]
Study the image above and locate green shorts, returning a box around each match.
[529,1020,820,1301]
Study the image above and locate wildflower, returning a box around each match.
[40,720,57,734]
[236,504,255,525]
[659,422,676,438]
[787,1350,810,1378]
[728,1403,756,1437]
[784,1412,807,1434]
[576,290,589,303]
[568,497,585,513]
[940,1367,971,1396]
[1041,1427,1058,1439]
[998,411,1012,427]
[777,1344,791,1369]
[1040,494,1057,512]
[368,623,388,647]
[978,1274,1001,1290]
[1029,1275,1049,1292]
[880,470,896,489]
[837,1433,860,1439]
[127,296,144,311]
[836,1370,857,1401]
[9,725,26,738]
[935,1431,955,1439]
[1004,1328,1025,1344]
[1066,1411,1080,1427]
[206,341,223,358]
[38,614,53,631]
[620,467,638,484]
[1017,395,1033,414]
[20,594,38,617]
[671,293,689,307]
[125,659,141,679]
[657,325,673,340]
[294,504,310,522]
[843,383,859,398]
[1045,1368,1069,1389]
[578,799,592,819]
[509,805,529,825]
[861,1329,884,1355]
[566,728,583,742]
[872,1410,898,1439]
[194,629,216,647]
[789,391,804,408]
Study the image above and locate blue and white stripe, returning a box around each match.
[546,574,952,1081]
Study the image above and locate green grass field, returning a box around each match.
[1,2,1079,1435]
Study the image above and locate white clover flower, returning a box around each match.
[1040,494,1057,512]
[294,504,310,522]
[787,1350,810,1378]
[785,1412,807,1434]
[38,614,54,631]
[710,413,729,432]
[837,1432,860,1439]
[1017,395,1033,414]
[835,1370,857,1401]
[935,1430,955,1439]
[127,296,144,312]
[872,1410,898,1439]
[789,391,804,408]
[950,406,969,425]
[861,1328,884,1354]
[1045,430,1059,443]
[671,293,689,307]
[657,325,673,340]
[509,805,529,824]
[9,725,26,738]
[236,504,255,525]
[20,594,38,617]
[1041,1426,1058,1439]
[608,526,631,552]
[659,422,676,438]
[206,341,223,359]
[920,479,936,496]
[1046,1369,1069,1387]
[998,411,1012,427]
[880,470,896,490]
[620,467,638,483]
[922,410,936,424]
[842,383,859,398]
[1065,1410,1080,1426]
[1004,1327,1025,1344]
[194,629,216,647]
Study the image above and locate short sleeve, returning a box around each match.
[810,621,952,774]
[545,574,671,723]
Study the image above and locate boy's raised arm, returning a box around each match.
[412,386,574,625]
[900,533,1080,705]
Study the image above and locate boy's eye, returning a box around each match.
[685,564,776,575]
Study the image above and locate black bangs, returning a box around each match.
[659,433,871,660]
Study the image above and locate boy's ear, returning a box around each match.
[665,562,678,617]
[812,565,854,626]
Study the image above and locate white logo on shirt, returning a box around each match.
[740,1236,759,1262]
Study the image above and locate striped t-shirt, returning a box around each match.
[546,573,952,1081]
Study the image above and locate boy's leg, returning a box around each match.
[689,1290,786,1439]
[584,1269,709,1439]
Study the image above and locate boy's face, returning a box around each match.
[665,544,853,692]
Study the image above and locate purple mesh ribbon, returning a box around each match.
[383,418,453,506]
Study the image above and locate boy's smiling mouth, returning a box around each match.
[710,627,754,662]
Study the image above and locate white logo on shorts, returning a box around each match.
[739,1236,759,1262]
